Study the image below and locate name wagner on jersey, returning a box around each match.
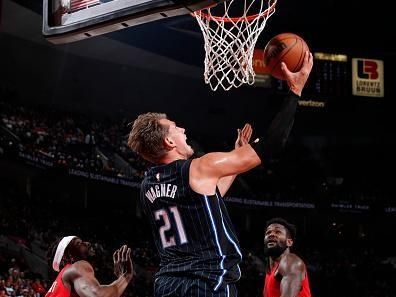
[145,184,178,203]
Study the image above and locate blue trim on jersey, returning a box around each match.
[215,192,242,280]
[204,195,227,291]
[215,192,243,257]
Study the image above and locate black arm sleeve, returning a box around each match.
[251,92,300,160]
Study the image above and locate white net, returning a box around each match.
[193,0,277,91]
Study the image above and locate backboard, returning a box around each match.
[42,0,225,44]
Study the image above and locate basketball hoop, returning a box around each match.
[193,0,277,91]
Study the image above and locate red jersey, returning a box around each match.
[263,262,311,297]
[45,265,80,297]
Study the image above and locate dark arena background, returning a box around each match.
[1,0,395,296]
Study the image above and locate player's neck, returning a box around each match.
[268,257,280,271]
[269,248,290,265]
[159,152,187,164]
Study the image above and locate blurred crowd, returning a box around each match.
[0,101,147,181]
[0,257,47,297]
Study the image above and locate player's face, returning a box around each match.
[264,224,291,257]
[70,238,95,259]
[162,119,194,158]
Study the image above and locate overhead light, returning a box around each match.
[314,52,348,62]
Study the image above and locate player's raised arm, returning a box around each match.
[47,237,133,297]
[190,144,260,194]
[64,245,133,297]
[190,52,313,195]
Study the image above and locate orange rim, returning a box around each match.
[192,0,276,23]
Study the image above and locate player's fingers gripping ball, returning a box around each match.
[263,32,310,80]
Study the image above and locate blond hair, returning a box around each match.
[128,112,169,163]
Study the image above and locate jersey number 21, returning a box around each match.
[155,206,187,248]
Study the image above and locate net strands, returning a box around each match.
[194,0,277,91]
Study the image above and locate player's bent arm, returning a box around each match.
[63,261,130,297]
[190,145,261,195]
[278,254,306,297]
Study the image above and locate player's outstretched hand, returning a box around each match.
[113,245,134,281]
[281,51,314,96]
[235,123,253,149]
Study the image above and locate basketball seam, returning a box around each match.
[270,38,298,78]
[292,38,305,72]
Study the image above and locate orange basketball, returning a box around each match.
[263,33,309,80]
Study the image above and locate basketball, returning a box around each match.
[263,33,309,80]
